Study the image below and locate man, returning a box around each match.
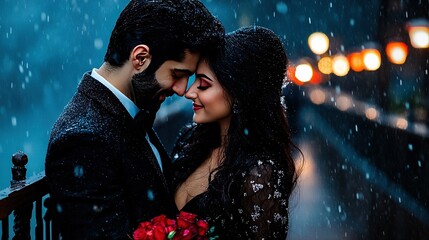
[45,0,224,239]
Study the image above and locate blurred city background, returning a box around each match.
[1,0,428,239]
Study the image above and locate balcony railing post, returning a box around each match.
[11,151,28,187]
[11,151,32,240]
[44,197,59,240]
[35,198,43,240]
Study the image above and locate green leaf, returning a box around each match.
[209,226,216,234]
[167,230,176,239]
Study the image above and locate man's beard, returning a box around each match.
[131,71,172,126]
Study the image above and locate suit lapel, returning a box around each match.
[138,128,173,202]
[79,73,172,196]
[134,111,172,197]
[145,128,173,183]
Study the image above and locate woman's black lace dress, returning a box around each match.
[171,128,291,239]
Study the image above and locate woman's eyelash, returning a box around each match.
[197,86,209,90]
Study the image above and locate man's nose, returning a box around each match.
[172,78,188,96]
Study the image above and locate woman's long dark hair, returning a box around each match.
[172,26,299,207]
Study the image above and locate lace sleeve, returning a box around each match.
[237,160,289,239]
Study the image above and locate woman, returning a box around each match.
[171,26,299,239]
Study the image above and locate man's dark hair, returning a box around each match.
[104,0,224,73]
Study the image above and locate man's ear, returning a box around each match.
[131,44,152,71]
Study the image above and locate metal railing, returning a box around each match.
[0,151,58,240]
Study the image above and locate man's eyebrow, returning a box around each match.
[174,68,194,76]
[195,73,213,81]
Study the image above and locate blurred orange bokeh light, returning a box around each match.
[347,52,365,72]
[386,42,408,64]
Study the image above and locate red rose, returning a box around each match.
[152,214,167,223]
[196,220,209,236]
[165,218,177,233]
[173,225,198,240]
[134,222,154,240]
[151,214,177,240]
[177,211,197,229]
[134,212,209,240]
[152,223,167,240]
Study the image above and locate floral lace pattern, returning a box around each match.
[173,156,290,239]
[235,161,289,239]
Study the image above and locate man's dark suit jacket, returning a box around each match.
[45,73,176,239]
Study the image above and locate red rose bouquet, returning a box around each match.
[133,211,217,240]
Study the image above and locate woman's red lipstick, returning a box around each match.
[193,103,204,111]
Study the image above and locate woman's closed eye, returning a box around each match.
[197,78,211,90]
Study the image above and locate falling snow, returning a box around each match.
[0,1,428,239]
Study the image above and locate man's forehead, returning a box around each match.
[176,52,200,73]
[174,68,194,76]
